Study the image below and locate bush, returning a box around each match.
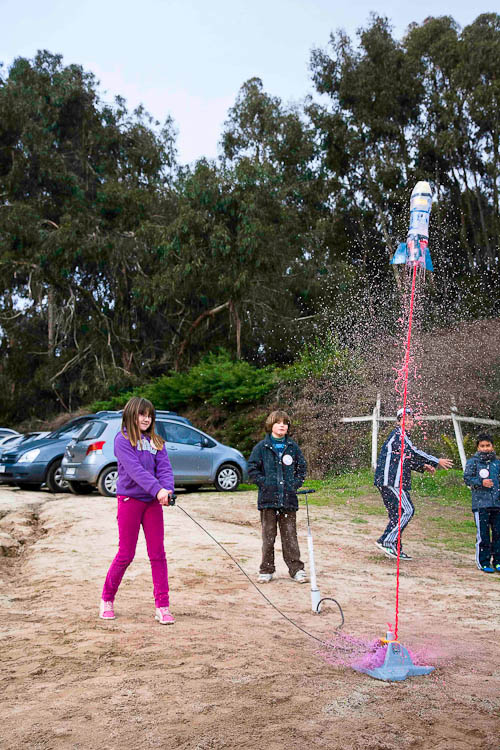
[90,350,277,411]
[280,332,363,385]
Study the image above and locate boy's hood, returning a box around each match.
[475,450,497,461]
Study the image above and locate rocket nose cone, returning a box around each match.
[411,181,432,196]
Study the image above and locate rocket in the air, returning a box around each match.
[390,181,434,272]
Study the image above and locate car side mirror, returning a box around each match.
[200,437,211,448]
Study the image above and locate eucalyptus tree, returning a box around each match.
[0,51,177,419]
[147,78,323,369]
[309,15,423,280]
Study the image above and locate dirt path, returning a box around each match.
[1,486,499,749]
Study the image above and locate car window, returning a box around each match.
[76,421,106,441]
[0,435,22,448]
[48,417,93,438]
[160,422,204,446]
[49,418,92,439]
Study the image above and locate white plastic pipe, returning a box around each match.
[307,527,321,613]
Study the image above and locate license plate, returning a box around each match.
[0,466,5,473]
[66,468,76,476]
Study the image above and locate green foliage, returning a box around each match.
[91,350,277,412]
[440,434,476,467]
[2,15,500,426]
[412,469,471,507]
[279,332,362,384]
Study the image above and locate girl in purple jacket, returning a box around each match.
[100,397,175,625]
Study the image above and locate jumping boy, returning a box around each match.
[248,410,308,583]
[464,433,500,573]
[374,407,453,559]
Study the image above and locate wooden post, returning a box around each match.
[451,403,467,470]
[371,394,381,470]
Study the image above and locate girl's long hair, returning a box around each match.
[121,397,164,450]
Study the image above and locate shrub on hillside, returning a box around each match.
[280,332,363,385]
[90,350,277,411]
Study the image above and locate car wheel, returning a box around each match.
[46,460,70,493]
[97,466,118,497]
[68,480,91,495]
[17,483,42,491]
[214,464,241,492]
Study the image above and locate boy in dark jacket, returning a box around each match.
[464,433,500,573]
[248,410,307,583]
[374,407,453,559]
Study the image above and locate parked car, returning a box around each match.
[0,411,188,492]
[0,428,20,440]
[0,431,50,454]
[62,414,248,496]
[0,416,100,491]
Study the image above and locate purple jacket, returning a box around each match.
[114,431,174,503]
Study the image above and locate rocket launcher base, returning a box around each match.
[356,631,435,682]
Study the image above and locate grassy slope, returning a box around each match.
[240,468,483,555]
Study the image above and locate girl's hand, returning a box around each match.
[157,488,172,505]
[423,464,436,474]
[482,478,494,488]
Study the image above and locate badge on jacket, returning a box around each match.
[282,455,293,465]
[479,468,489,478]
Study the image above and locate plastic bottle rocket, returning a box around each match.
[390,181,434,271]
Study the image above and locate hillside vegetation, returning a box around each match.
[21,318,500,478]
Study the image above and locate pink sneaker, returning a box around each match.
[99,600,115,620]
[155,607,175,625]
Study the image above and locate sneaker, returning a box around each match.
[375,541,387,552]
[399,550,412,560]
[99,600,115,620]
[155,607,175,625]
[293,570,308,583]
[258,573,273,583]
[480,565,495,573]
[382,545,398,559]
[494,564,500,573]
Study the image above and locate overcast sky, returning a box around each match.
[1,0,496,164]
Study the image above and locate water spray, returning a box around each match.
[361,181,436,682]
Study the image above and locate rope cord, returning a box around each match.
[175,502,344,645]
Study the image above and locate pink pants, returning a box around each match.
[102,496,169,607]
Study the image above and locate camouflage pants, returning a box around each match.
[260,508,304,577]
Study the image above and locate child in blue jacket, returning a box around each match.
[464,433,500,573]
[248,410,307,584]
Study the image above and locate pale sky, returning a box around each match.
[1,0,495,164]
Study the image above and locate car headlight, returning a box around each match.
[18,449,41,463]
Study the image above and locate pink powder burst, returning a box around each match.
[318,631,440,671]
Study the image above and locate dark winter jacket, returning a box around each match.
[374,427,439,491]
[247,435,307,511]
[464,452,500,511]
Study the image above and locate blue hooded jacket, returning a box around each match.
[464,451,500,511]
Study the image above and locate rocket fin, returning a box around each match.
[424,247,434,272]
[390,242,408,265]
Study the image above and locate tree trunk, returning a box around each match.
[229,301,242,359]
[47,287,55,354]
[175,301,230,370]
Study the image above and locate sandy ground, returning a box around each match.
[1,485,500,750]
